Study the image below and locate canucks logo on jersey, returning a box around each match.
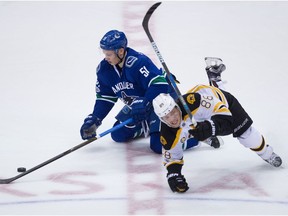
[120,91,137,106]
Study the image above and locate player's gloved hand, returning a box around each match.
[167,173,189,193]
[189,120,216,141]
[130,97,152,123]
[170,73,180,84]
[80,114,102,140]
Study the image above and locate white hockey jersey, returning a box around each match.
[161,84,232,168]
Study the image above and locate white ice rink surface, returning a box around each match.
[1,1,288,215]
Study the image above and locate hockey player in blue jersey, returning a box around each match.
[79,30,201,153]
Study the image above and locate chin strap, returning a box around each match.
[116,49,126,65]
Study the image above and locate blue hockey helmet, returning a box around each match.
[100,30,128,51]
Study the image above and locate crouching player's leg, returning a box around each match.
[111,105,144,142]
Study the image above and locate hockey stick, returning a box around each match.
[142,2,196,125]
[0,118,133,184]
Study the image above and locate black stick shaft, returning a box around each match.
[0,118,132,184]
[0,138,97,184]
[142,2,196,124]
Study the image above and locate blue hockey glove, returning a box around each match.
[167,173,189,193]
[130,97,152,124]
[80,114,102,140]
[115,105,132,123]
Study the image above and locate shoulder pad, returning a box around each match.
[179,93,201,113]
[185,93,200,105]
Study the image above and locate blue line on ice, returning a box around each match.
[0,197,287,206]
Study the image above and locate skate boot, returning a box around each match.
[202,136,224,148]
[205,57,226,82]
[258,145,282,167]
[264,152,282,167]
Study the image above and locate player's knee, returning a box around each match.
[150,132,162,154]
[111,131,129,142]
[111,121,135,142]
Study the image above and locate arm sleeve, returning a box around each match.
[145,82,169,101]
[161,124,185,171]
[92,99,115,120]
[167,163,183,174]
[92,63,118,120]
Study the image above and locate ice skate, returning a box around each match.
[263,152,282,167]
[258,145,282,167]
[205,57,226,82]
[202,136,224,148]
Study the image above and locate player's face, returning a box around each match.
[102,50,120,65]
[102,48,125,66]
[161,106,181,128]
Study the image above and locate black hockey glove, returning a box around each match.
[80,114,102,140]
[167,173,189,193]
[189,120,216,141]
[130,97,152,124]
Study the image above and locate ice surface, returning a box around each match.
[0,1,288,215]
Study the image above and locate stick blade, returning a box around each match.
[0,177,15,184]
[142,2,162,33]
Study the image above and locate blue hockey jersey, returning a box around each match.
[92,47,173,121]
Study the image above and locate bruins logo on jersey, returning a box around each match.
[160,136,167,145]
[187,94,196,104]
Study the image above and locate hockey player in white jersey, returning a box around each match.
[152,57,282,193]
